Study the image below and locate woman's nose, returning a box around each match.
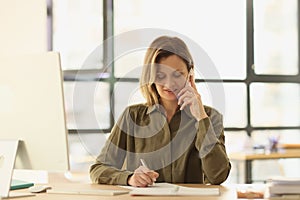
[164,76,175,88]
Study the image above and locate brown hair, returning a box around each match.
[140,36,194,105]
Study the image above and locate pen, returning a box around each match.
[140,159,149,168]
[140,159,155,185]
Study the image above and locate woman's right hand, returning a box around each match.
[127,166,159,187]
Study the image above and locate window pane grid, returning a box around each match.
[48,0,300,137]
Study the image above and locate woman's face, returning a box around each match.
[155,55,189,102]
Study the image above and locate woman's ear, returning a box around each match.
[189,69,195,82]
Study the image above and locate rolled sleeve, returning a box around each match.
[195,107,231,185]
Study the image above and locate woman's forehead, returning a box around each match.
[156,64,187,73]
[156,55,188,72]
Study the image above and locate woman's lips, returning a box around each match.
[163,88,177,94]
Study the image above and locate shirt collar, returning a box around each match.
[146,104,161,114]
[146,104,194,119]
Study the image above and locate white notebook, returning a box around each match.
[122,183,220,196]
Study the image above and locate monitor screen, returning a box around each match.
[0,52,69,171]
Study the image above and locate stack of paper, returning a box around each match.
[267,177,300,199]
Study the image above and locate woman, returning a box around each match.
[90,36,231,187]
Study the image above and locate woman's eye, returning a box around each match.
[173,71,182,78]
[156,73,165,79]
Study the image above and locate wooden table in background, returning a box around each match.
[229,148,300,183]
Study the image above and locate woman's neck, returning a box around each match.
[160,99,179,123]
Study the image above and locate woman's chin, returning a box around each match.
[161,92,178,101]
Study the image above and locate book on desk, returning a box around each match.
[10,179,34,190]
[267,176,300,199]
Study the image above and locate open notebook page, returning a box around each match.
[120,182,220,196]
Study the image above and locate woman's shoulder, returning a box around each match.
[127,103,148,110]
[121,103,150,124]
[125,103,149,116]
[203,105,223,118]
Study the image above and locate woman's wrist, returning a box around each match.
[127,174,133,186]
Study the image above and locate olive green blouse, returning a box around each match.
[89,103,231,185]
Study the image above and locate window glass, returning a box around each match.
[197,83,247,128]
[254,0,298,75]
[114,50,146,79]
[114,0,246,79]
[225,131,249,153]
[250,83,300,126]
[113,82,145,121]
[53,0,103,70]
[64,82,110,130]
[68,132,110,171]
[224,131,249,183]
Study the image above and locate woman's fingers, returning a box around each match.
[178,88,196,107]
[148,171,159,181]
[179,97,193,110]
[177,86,189,97]
[177,85,203,120]
[128,166,158,187]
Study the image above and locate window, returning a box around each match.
[50,0,300,134]
[253,0,298,75]
[114,0,246,80]
[250,83,300,127]
[52,0,103,70]
[49,0,300,176]
[52,0,105,131]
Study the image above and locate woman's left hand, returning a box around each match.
[177,78,208,121]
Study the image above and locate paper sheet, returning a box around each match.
[120,183,220,196]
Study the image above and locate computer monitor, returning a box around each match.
[0,52,70,172]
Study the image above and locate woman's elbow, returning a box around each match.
[209,163,231,185]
